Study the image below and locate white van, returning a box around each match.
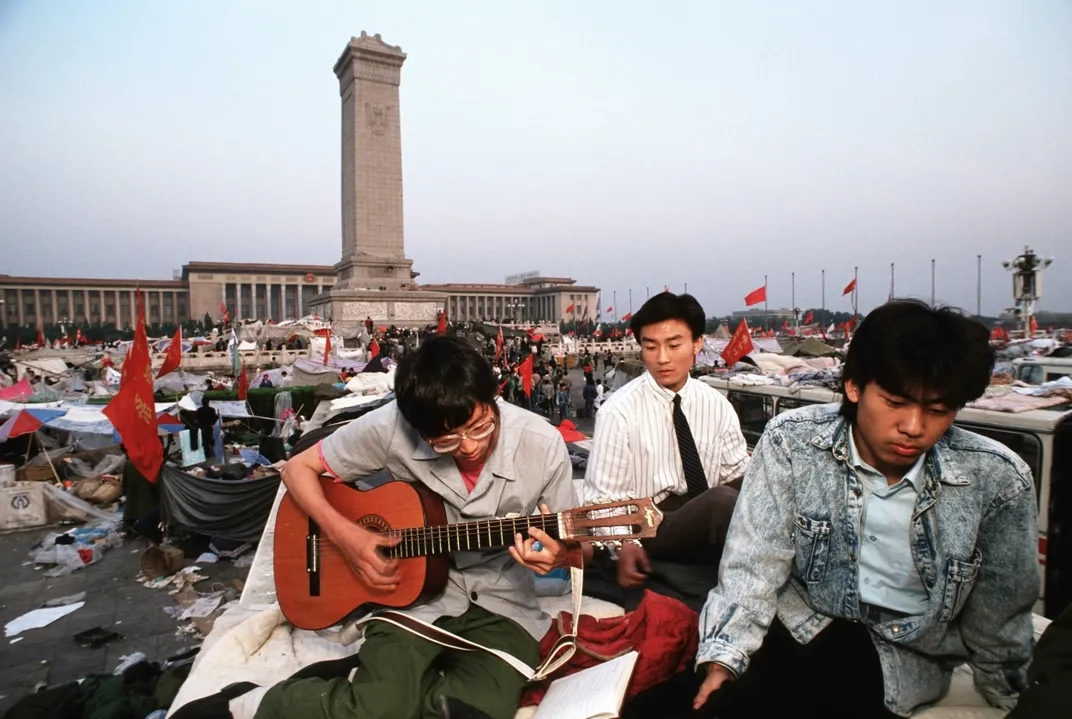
[1011,356,1072,385]
[699,375,1072,619]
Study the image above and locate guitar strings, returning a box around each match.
[308,515,563,546]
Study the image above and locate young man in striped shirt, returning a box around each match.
[582,292,749,608]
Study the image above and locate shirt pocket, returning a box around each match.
[939,549,982,622]
[793,513,833,583]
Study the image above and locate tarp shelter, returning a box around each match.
[291,357,364,388]
[159,464,281,543]
[712,325,731,340]
[0,408,67,442]
[781,337,842,358]
[14,358,71,380]
[475,323,529,340]
[0,378,33,402]
[177,394,252,418]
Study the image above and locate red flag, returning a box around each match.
[220,302,231,324]
[621,312,633,321]
[103,288,162,482]
[324,333,332,365]
[744,286,767,306]
[803,311,813,324]
[495,325,503,363]
[156,327,183,378]
[721,320,754,367]
[565,303,575,313]
[842,279,856,296]
[370,339,380,360]
[36,328,44,347]
[625,327,633,335]
[782,320,789,330]
[237,363,248,400]
[519,354,533,398]
[605,306,613,313]
[437,310,447,334]
[15,337,21,350]
[1030,316,1039,334]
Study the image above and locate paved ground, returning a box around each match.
[0,526,249,714]
[0,365,599,714]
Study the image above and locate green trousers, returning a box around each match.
[254,605,539,719]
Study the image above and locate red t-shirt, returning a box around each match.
[456,458,486,493]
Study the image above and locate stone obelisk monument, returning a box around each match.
[309,32,444,330]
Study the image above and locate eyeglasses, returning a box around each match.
[427,419,497,454]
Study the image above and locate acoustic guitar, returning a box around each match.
[274,478,663,630]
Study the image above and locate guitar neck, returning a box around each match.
[385,514,563,559]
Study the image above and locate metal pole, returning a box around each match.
[646,286,649,300]
[976,254,981,317]
[628,289,632,314]
[890,262,895,300]
[684,282,688,294]
[613,290,617,322]
[764,275,768,329]
[791,272,796,330]
[931,259,935,305]
[821,269,825,310]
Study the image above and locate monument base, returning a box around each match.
[308,288,445,332]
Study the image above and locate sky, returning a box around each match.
[1,0,1070,318]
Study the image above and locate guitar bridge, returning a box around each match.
[307,518,321,597]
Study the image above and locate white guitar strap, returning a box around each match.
[346,550,585,682]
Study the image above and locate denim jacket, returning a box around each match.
[698,404,1039,716]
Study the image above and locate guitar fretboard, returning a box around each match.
[385,514,563,559]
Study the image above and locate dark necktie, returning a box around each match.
[673,394,709,497]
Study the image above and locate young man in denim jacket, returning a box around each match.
[686,301,1039,717]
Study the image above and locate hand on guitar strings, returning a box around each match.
[509,504,566,575]
[336,524,402,592]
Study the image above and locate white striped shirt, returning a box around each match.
[583,372,749,513]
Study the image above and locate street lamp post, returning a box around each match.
[1002,246,1053,337]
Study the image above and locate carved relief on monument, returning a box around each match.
[340,301,388,320]
[354,60,401,85]
[391,301,439,321]
[365,103,390,135]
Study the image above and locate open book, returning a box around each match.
[531,650,639,719]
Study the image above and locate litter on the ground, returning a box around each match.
[42,591,87,607]
[4,601,84,637]
[196,552,219,564]
[180,594,222,620]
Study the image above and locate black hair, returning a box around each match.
[839,299,994,423]
[394,336,498,438]
[629,292,706,341]
[201,395,211,408]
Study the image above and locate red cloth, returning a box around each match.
[520,590,699,707]
[156,327,183,378]
[744,285,766,306]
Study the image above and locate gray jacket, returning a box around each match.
[698,403,1038,716]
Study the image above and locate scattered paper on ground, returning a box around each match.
[4,601,85,637]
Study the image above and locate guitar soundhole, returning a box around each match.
[357,514,390,533]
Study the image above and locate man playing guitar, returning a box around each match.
[255,337,578,719]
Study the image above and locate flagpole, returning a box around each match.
[976,254,982,317]
[931,258,935,305]
[613,290,617,323]
[628,289,632,316]
[764,275,768,329]
[684,282,688,294]
[853,266,858,335]
[890,262,895,300]
[791,272,796,331]
[646,286,649,300]
[821,269,826,310]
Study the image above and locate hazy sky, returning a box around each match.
[1,1,1069,318]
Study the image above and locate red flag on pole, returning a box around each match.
[370,339,380,360]
[36,328,45,347]
[804,311,814,324]
[605,306,612,313]
[237,363,248,400]
[156,327,184,378]
[220,302,231,324]
[620,312,633,321]
[744,286,767,306]
[495,325,503,363]
[519,354,533,398]
[842,279,857,296]
[102,288,162,482]
[324,333,332,365]
[437,310,447,334]
[565,303,575,313]
[1030,316,1039,334]
[721,320,754,367]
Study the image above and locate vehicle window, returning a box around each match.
[728,392,774,448]
[1019,365,1044,385]
[776,397,818,415]
[1046,372,1070,383]
[959,425,1043,500]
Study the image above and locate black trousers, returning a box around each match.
[622,619,897,719]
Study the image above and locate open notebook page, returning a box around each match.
[531,650,639,719]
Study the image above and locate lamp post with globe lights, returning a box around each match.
[1001,247,1053,338]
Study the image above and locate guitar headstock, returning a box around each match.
[561,497,663,542]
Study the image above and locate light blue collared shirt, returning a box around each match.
[849,428,929,615]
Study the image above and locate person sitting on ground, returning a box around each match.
[628,300,1039,719]
[583,292,747,611]
[253,336,578,719]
